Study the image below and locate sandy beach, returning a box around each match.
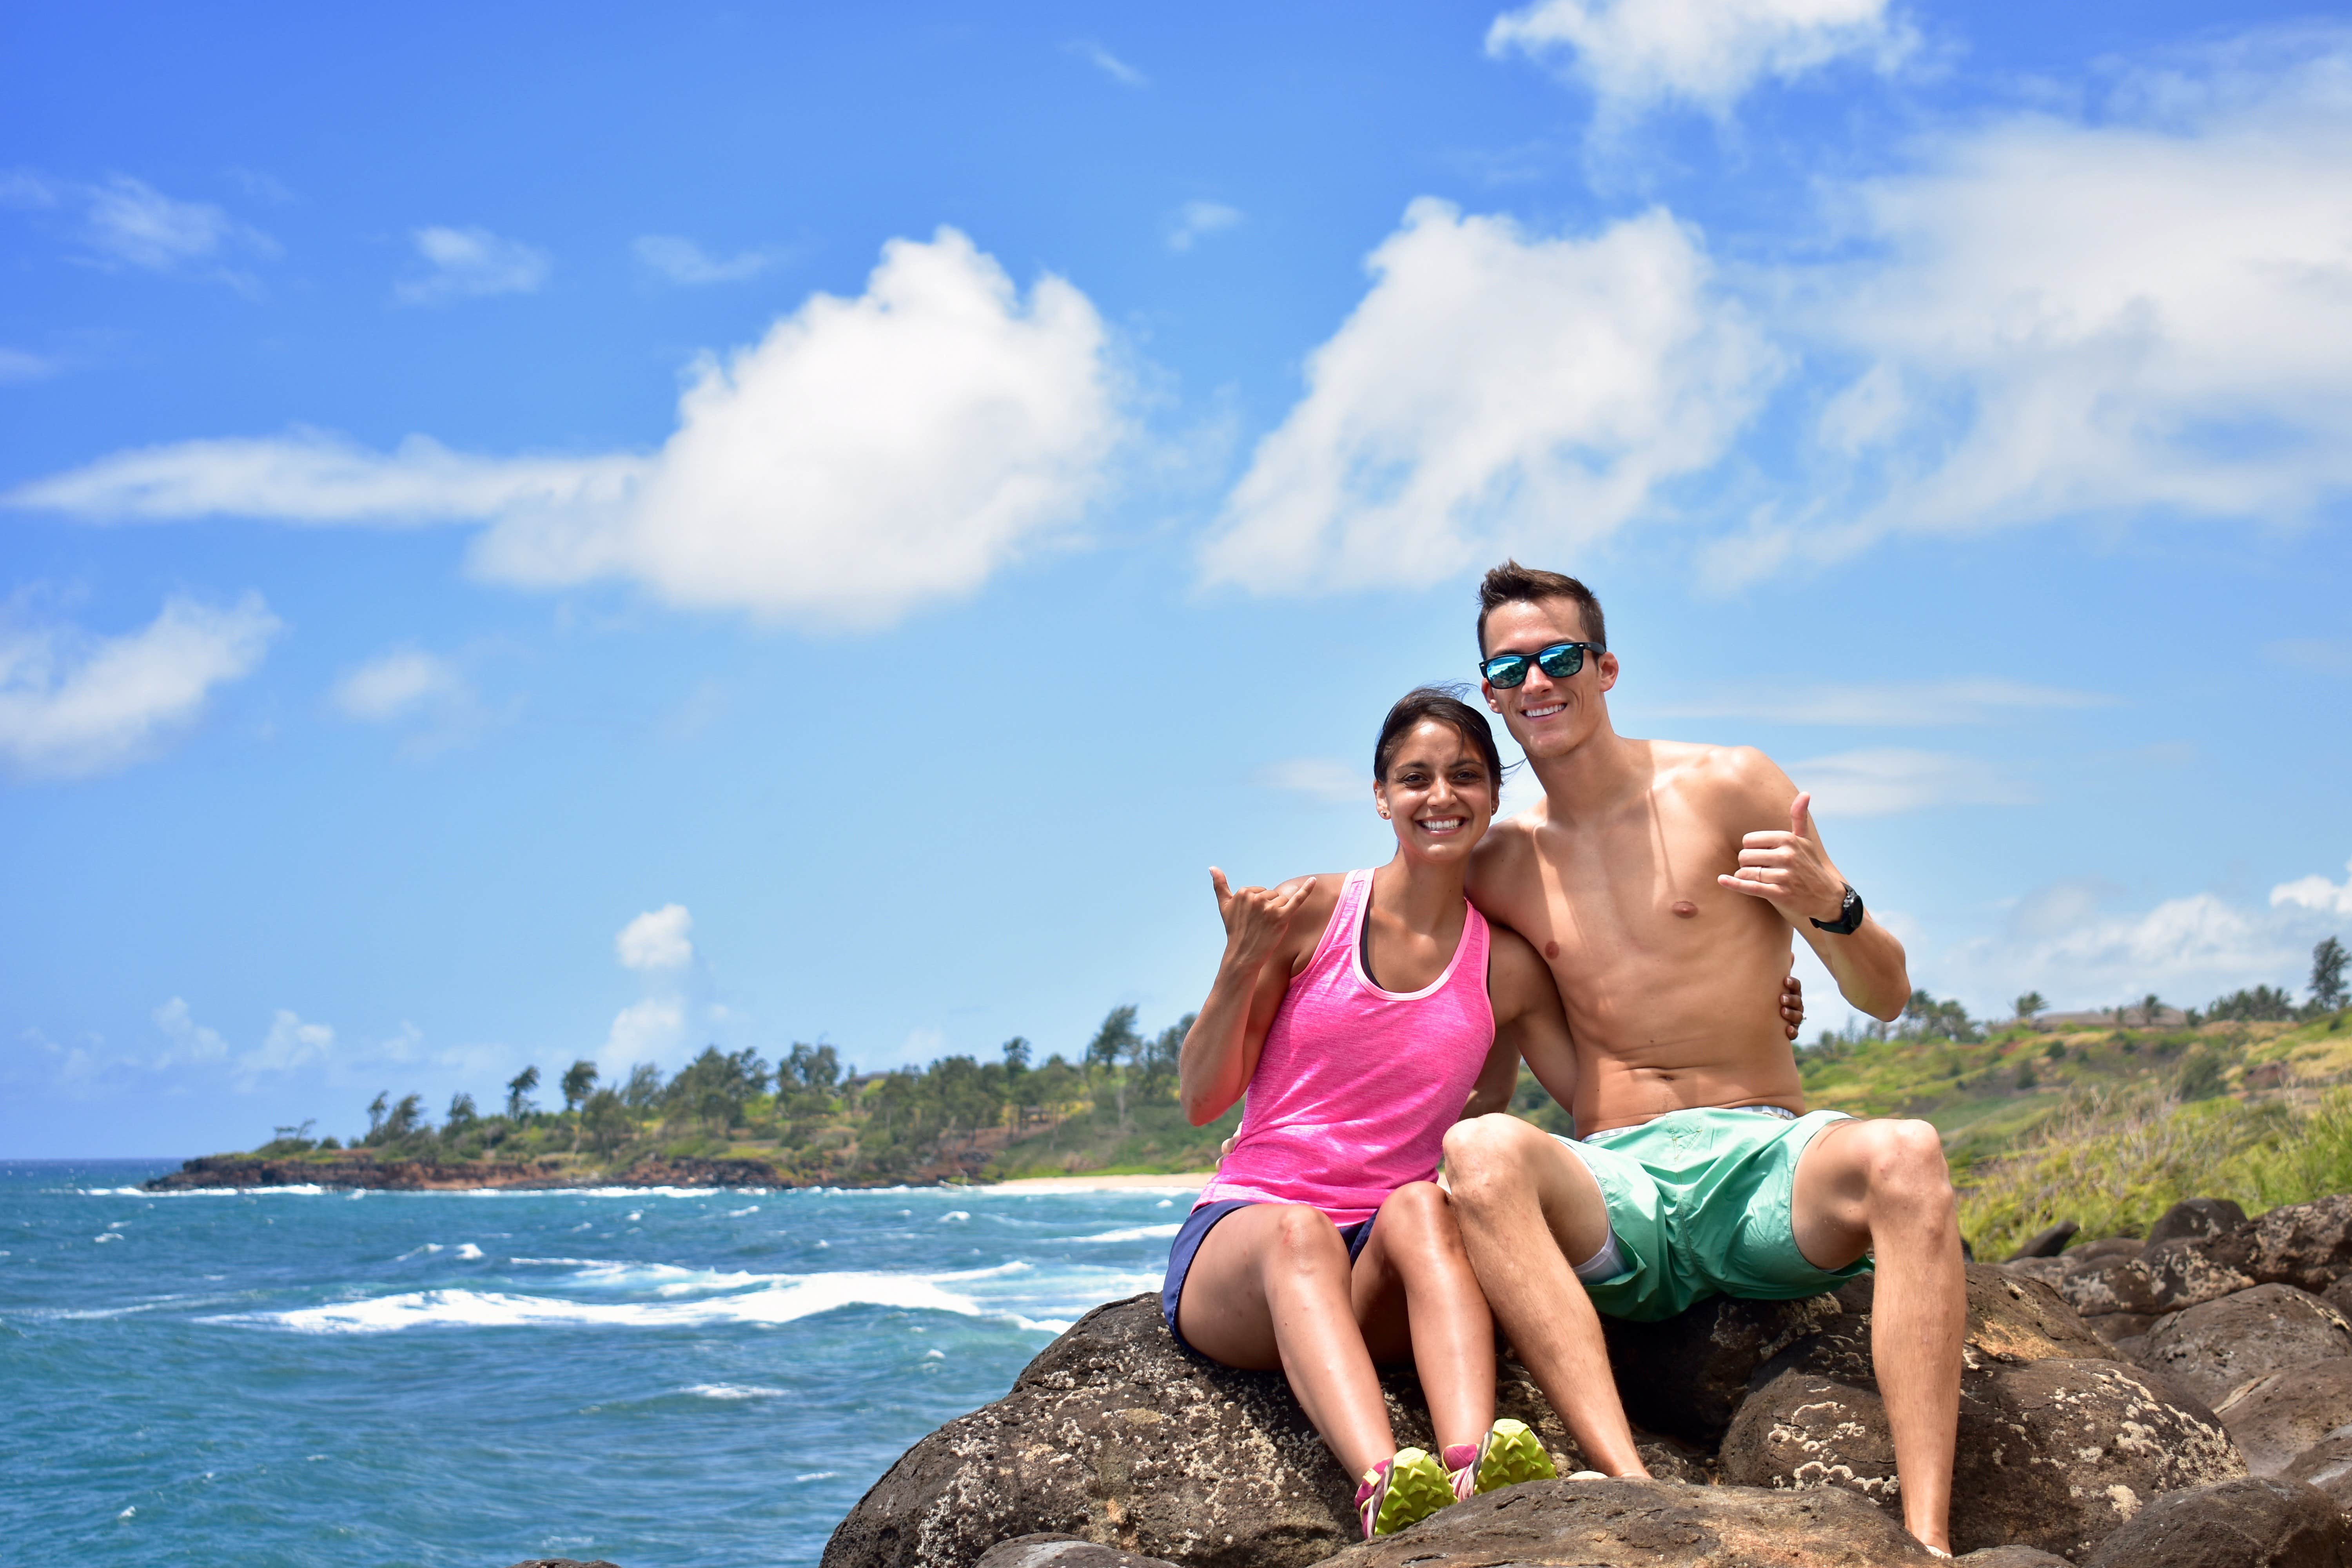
[980,1172,1212,1192]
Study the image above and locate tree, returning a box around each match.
[382,1093,427,1142]
[620,1062,664,1110]
[666,1045,770,1133]
[1001,1036,1031,1074]
[561,1060,599,1114]
[1087,1004,1144,1131]
[446,1092,477,1127]
[2312,937,2348,1014]
[2207,985,2296,1023]
[581,1087,632,1158]
[2140,993,2165,1027]
[506,1065,541,1120]
[2014,991,2046,1022]
[366,1092,389,1143]
[1137,1015,1192,1101]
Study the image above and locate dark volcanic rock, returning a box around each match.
[1955,1550,2071,1566]
[821,1295,1698,1568]
[2214,1361,2352,1477]
[2147,1198,2250,1249]
[2006,1222,2080,1262]
[2284,1433,2352,1512]
[1315,1477,1944,1568]
[2077,1476,2350,1568]
[508,1560,623,1568]
[1748,1267,2114,1392]
[2084,1311,2158,1344]
[1600,1292,1845,1446]
[975,1535,1181,1568]
[1721,1357,2246,1559]
[2140,1285,2352,1409]
[2213,1196,2352,1295]
[2057,1237,2258,1320]
[2068,1237,2147,1266]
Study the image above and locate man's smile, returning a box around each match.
[1521,702,1565,720]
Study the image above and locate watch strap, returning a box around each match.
[1811,883,1864,935]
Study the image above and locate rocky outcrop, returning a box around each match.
[2213,1195,2352,1295]
[1722,1358,2245,1559]
[2285,1435,2352,1512]
[147,1150,891,1191]
[976,1538,1180,1568]
[2075,1477,2350,1568]
[1315,1478,1946,1568]
[822,1294,1700,1568]
[2146,1198,2248,1249]
[2138,1285,2352,1409]
[2213,1361,2352,1477]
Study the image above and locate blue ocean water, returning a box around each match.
[1,1160,1195,1568]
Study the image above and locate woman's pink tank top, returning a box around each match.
[1195,868,1495,1225]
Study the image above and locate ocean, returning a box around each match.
[1,1160,1196,1568]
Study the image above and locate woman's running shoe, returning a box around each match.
[1443,1418,1560,1501]
[1355,1448,1454,1538]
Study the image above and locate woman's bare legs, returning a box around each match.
[1350,1182,1495,1458]
[1176,1204,1396,1477]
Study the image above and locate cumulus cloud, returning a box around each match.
[395,225,550,304]
[152,997,228,1067]
[1710,34,2352,581]
[1784,747,2031,817]
[1255,757,1368,804]
[617,904,694,971]
[1486,0,1910,120]
[1938,880,2309,1015]
[332,648,467,723]
[1652,678,2109,727]
[240,1009,335,1079]
[1068,39,1147,87]
[633,234,778,285]
[0,592,281,780]
[2274,858,2352,917]
[604,996,687,1064]
[1201,200,1773,594]
[0,348,58,383]
[0,171,277,286]
[11,229,1122,629]
[1167,201,1242,252]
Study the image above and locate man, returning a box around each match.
[1444,561,1964,1557]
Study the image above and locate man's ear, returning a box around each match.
[1480,678,1501,712]
[1596,651,1620,693]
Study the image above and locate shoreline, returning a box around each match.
[974,1173,1211,1192]
[143,1151,1214,1194]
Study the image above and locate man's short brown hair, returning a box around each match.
[1476,560,1606,656]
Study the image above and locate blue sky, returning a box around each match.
[4,1,2348,1157]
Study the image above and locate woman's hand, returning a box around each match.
[1211,868,1314,975]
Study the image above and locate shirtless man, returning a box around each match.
[1442,561,1964,1557]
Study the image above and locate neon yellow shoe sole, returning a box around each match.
[1364,1448,1455,1536]
[1471,1419,1558,1495]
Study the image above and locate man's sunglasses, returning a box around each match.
[1479,641,1605,689]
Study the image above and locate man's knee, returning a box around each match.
[1443,1113,1539,1209]
[1855,1119,1955,1212]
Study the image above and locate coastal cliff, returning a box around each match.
[144,1150,946,1191]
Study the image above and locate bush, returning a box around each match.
[2178,1049,2226,1101]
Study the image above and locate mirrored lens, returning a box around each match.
[1535,643,1586,679]
[1482,655,1530,688]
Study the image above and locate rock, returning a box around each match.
[1747,1267,2114,1393]
[2006,1222,2080,1262]
[2069,1236,2147,1265]
[975,1535,1181,1568]
[1315,1477,1945,1568]
[821,1294,1699,1568]
[2058,1237,2257,1320]
[1600,1293,1846,1447]
[2284,1434,2352,1512]
[2002,1256,2074,1290]
[1955,1550,2072,1567]
[1721,1357,2247,1559]
[2077,1476,2350,1568]
[2324,1276,2352,1318]
[2213,1196,2352,1295]
[2147,1198,2250,1249]
[2215,1361,2352,1477]
[2085,1311,2159,1344]
[2140,1285,2352,1409]
[508,1561,622,1568]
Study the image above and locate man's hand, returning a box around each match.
[1782,972,1805,1042]
[1718,793,1846,925]
[1210,868,1312,973]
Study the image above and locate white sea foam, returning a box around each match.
[684,1383,788,1400]
[454,1243,483,1259]
[726,1206,759,1217]
[94,1233,122,1243]
[793,1471,837,1483]
[940,1211,969,1223]
[238,1270,993,1334]
[397,1243,445,1260]
[1071,1223,1180,1243]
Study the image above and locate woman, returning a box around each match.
[1163,687,1578,1539]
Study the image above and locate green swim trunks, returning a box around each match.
[1558,1106,1870,1322]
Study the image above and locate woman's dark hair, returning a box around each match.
[1373,685,1505,804]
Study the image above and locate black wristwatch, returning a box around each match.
[1811,883,1865,935]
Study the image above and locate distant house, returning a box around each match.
[2029,1005,2190,1031]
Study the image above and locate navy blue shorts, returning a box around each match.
[1160,1198,1378,1354]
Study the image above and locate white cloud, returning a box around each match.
[2267,638,2352,677]
[1713,34,2352,580]
[616,904,694,971]
[1256,757,1368,804]
[240,1009,335,1079]
[1201,199,1774,594]
[1,172,277,285]
[152,998,228,1066]
[1068,39,1147,88]
[11,229,1122,629]
[1941,881,2305,1015]
[1784,747,2030,817]
[1167,201,1242,252]
[633,234,778,285]
[2274,858,2352,917]
[1486,0,1909,120]
[0,592,280,780]
[396,225,550,305]
[0,348,57,383]
[604,997,686,1067]
[332,648,466,723]
[1651,678,2109,726]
